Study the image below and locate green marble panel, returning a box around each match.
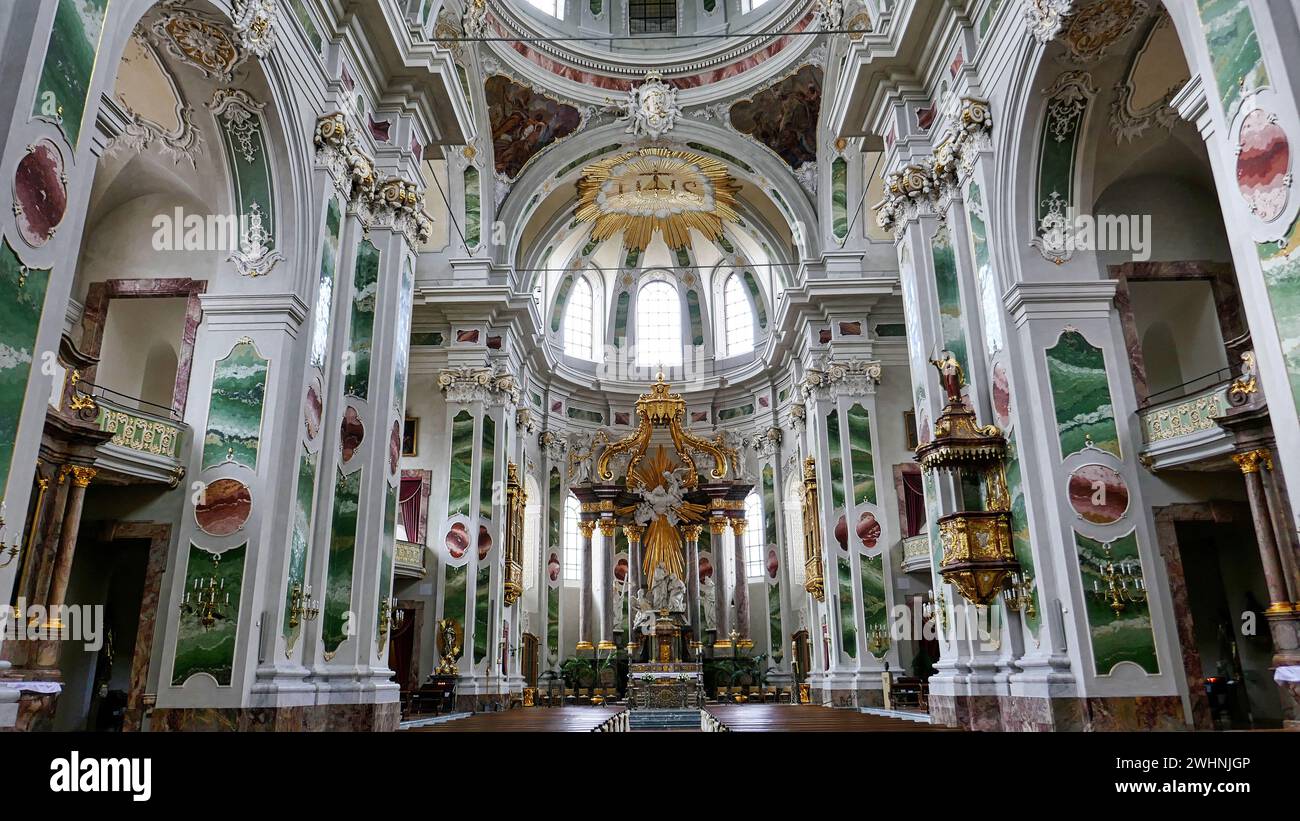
[202,340,268,470]
[762,466,777,546]
[288,0,323,51]
[1257,217,1300,418]
[345,240,380,399]
[717,234,735,254]
[613,291,630,348]
[0,241,49,498]
[323,469,361,655]
[831,157,849,240]
[924,470,942,570]
[767,580,783,661]
[283,448,318,643]
[825,409,845,512]
[717,404,754,421]
[445,563,468,627]
[464,166,481,247]
[964,182,1004,356]
[624,247,640,269]
[32,0,109,149]
[310,197,343,368]
[479,414,496,520]
[1037,84,1086,228]
[548,467,562,553]
[448,410,475,517]
[567,407,605,424]
[859,553,886,657]
[558,144,623,176]
[686,289,705,345]
[1076,532,1159,675]
[410,331,444,347]
[378,481,397,643]
[546,582,560,663]
[1005,434,1040,634]
[931,225,969,375]
[550,274,574,332]
[1045,330,1120,458]
[581,238,599,257]
[847,404,876,505]
[1196,0,1268,123]
[837,556,856,659]
[473,565,491,664]
[978,0,1003,38]
[172,543,246,686]
[216,99,275,260]
[392,259,415,414]
[742,271,767,329]
[675,246,691,268]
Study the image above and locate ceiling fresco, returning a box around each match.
[486,74,582,180]
[728,64,823,169]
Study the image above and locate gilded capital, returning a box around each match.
[729,518,748,536]
[598,519,617,538]
[709,518,729,536]
[577,520,597,539]
[681,524,703,542]
[69,466,97,487]
[622,523,645,542]
[1232,449,1273,474]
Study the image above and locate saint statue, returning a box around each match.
[630,587,656,638]
[699,573,716,631]
[929,349,965,405]
[650,565,687,613]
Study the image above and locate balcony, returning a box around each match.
[75,384,188,486]
[900,534,931,574]
[395,539,427,578]
[1138,370,1235,472]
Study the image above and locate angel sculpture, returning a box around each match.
[630,587,656,638]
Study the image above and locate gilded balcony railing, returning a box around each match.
[95,397,185,459]
[1139,381,1230,444]
[395,540,426,576]
[901,534,930,570]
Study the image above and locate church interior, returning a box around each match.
[1,0,1299,735]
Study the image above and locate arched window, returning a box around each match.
[723,273,755,357]
[563,276,595,360]
[563,494,583,582]
[744,490,765,580]
[525,0,564,19]
[636,280,682,368]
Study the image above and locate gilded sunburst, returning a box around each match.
[574,147,741,251]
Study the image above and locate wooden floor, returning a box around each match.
[705,704,958,732]
[402,706,625,733]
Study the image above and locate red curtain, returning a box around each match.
[399,477,423,543]
[902,471,925,537]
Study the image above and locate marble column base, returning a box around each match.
[0,691,59,732]
[928,693,1002,730]
[991,694,1186,731]
[149,701,401,732]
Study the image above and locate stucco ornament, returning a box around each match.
[622,72,681,141]
[232,0,278,57]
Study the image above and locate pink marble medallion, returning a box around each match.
[341,406,365,462]
[477,522,493,559]
[446,522,469,559]
[856,511,881,549]
[614,557,628,583]
[14,138,68,247]
[195,478,252,536]
[992,362,1012,429]
[698,554,714,582]
[548,551,561,582]
[389,419,401,474]
[766,547,779,579]
[304,376,323,440]
[1067,463,1130,524]
[1237,109,1290,222]
[834,514,849,550]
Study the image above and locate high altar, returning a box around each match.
[570,376,753,709]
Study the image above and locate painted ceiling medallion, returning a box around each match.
[151,10,243,83]
[13,138,68,248]
[195,477,253,536]
[1237,109,1291,223]
[1067,463,1130,525]
[574,147,740,251]
[620,72,681,141]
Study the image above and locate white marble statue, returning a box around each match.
[650,565,687,613]
[700,574,716,631]
[630,587,656,637]
[634,466,690,527]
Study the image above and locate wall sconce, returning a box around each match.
[287,583,319,629]
[1001,571,1036,620]
[181,568,229,630]
[865,623,890,658]
[0,504,19,568]
[1090,543,1147,616]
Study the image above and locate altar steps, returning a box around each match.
[628,709,702,730]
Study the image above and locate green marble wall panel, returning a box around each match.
[463,166,481,248]
[283,448,318,644]
[624,247,640,269]
[686,289,705,345]
[613,291,630,347]
[859,553,886,657]
[478,414,495,521]
[931,225,969,375]
[964,182,1004,356]
[826,409,846,512]
[1256,217,1300,417]
[546,582,560,663]
[445,563,468,627]
[1037,81,1088,229]
[550,274,574,332]
[473,565,491,664]
[686,142,754,173]
[767,581,783,661]
[548,467,562,551]
[1005,435,1040,634]
[344,240,380,399]
[924,470,942,569]
[847,404,876,505]
[202,340,268,470]
[378,481,396,643]
[567,407,605,424]
[717,404,754,421]
[831,157,849,240]
[32,0,109,149]
[558,143,623,176]
[1045,330,1120,458]
[1076,531,1159,675]
[837,556,856,659]
[172,543,246,686]
[1196,0,1268,122]
[0,242,49,498]
[215,97,275,259]
[411,331,444,347]
[675,246,691,268]
[310,197,343,368]
[323,468,361,656]
[741,271,767,329]
[979,0,1003,38]
[762,466,777,545]
[447,410,475,517]
[392,259,415,414]
[288,0,323,51]
[717,234,735,254]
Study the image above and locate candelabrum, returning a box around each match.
[865,623,890,657]
[1090,543,1147,616]
[0,505,19,568]
[925,589,949,633]
[181,573,229,630]
[378,596,405,636]
[287,583,320,629]
[1001,571,1037,620]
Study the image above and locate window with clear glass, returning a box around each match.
[525,0,565,20]
[629,0,676,34]
[563,494,583,582]
[723,273,755,357]
[741,0,773,12]
[744,490,765,580]
[564,276,595,360]
[636,280,682,368]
